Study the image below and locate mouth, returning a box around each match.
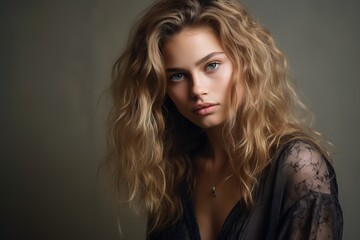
[193,103,219,115]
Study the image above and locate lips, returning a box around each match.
[193,103,219,115]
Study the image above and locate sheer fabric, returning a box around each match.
[148,141,343,239]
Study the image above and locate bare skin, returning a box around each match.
[192,129,240,240]
[164,26,243,239]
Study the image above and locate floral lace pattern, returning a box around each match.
[276,141,343,240]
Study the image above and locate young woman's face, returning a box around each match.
[163,26,236,130]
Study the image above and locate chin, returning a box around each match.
[193,120,225,130]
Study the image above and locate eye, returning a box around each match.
[205,62,220,72]
[169,73,185,82]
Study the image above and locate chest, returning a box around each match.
[192,174,240,240]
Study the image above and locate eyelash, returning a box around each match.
[169,73,185,82]
[205,62,220,72]
[168,62,221,82]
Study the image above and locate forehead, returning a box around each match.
[163,26,224,67]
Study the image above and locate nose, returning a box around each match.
[190,73,208,99]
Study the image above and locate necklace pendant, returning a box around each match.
[211,186,216,197]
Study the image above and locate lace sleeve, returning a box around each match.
[276,141,343,240]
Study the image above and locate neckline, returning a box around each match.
[185,193,243,240]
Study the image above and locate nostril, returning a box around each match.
[190,87,208,100]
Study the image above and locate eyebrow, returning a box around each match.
[166,52,225,72]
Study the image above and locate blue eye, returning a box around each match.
[206,62,219,71]
[169,73,185,81]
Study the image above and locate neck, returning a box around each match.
[195,126,235,198]
[203,126,228,171]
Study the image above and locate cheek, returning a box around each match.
[228,75,244,112]
[226,64,243,108]
[218,68,234,98]
[166,86,186,109]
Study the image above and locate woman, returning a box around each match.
[104,0,343,239]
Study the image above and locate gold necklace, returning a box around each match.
[207,161,234,198]
[210,174,234,197]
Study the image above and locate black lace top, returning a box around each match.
[148,141,343,239]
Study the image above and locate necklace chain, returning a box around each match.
[207,158,234,198]
[210,174,233,197]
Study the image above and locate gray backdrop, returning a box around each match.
[1,0,359,239]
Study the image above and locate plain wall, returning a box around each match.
[1,0,359,239]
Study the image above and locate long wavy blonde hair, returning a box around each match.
[103,0,326,233]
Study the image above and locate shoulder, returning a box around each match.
[268,140,343,239]
[278,140,335,195]
[273,140,339,212]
